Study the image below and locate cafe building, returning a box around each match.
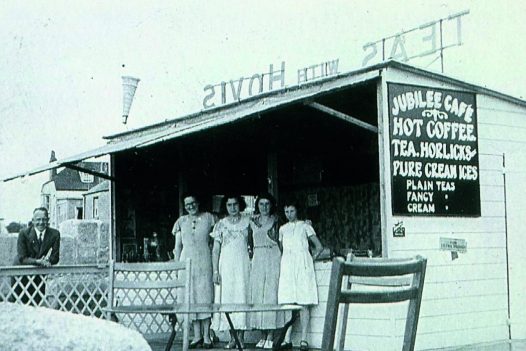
[8,60,526,350]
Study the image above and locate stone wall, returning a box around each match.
[59,220,110,265]
[0,233,18,266]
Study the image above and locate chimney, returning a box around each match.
[122,76,140,124]
[49,150,57,180]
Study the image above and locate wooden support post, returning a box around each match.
[178,147,187,217]
[110,154,117,262]
[267,151,278,203]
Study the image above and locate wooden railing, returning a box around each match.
[0,264,174,335]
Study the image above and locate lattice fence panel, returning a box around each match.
[112,269,179,334]
[0,266,108,319]
[1,265,179,336]
[46,272,109,317]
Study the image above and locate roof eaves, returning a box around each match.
[103,60,526,143]
[103,61,389,141]
[386,60,526,107]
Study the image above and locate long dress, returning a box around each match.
[172,212,215,321]
[248,215,286,329]
[211,215,251,331]
[277,220,319,305]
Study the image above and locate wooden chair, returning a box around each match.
[105,260,192,351]
[321,255,427,351]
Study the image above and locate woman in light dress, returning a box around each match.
[277,202,323,351]
[248,193,285,349]
[173,194,216,349]
[211,195,251,349]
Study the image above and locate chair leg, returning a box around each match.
[166,314,178,351]
[182,314,190,351]
[225,313,244,351]
[335,303,350,351]
[402,300,419,351]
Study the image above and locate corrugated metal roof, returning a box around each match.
[3,60,525,183]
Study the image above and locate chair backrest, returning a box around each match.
[108,260,191,310]
[321,255,427,351]
[108,259,192,350]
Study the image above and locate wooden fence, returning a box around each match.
[0,264,174,335]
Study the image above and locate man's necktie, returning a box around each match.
[38,233,43,247]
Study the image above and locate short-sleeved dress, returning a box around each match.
[211,215,251,331]
[248,215,286,329]
[172,212,215,321]
[277,220,318,305]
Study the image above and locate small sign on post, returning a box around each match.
[440,237,467,252]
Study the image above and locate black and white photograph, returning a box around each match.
[0,1,525,350]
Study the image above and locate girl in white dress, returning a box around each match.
[277,203,323,351]
[211,195,251,349]
[248,193,285,349]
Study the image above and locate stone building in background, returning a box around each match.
[41,151,108,228]
[83,181,110,223]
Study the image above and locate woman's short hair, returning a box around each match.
[181,192,200,204]
[282,200,300,209]
[220,194,247,214]
[254,192,277,215]
[282,200,303,218]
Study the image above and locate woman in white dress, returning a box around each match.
[211,195,251,349]
[248,193,285,349]
[277,202,323,351]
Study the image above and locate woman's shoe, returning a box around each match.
[202,341,214,349]
[189,338,203,349]
[280,342,292,350]
[299,340,309,351]
[256,339,266,348]
[263,339,273,349]
[224,339,236,349]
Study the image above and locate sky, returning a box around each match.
[1,0,525,225]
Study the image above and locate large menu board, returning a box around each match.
[388,83,480,216]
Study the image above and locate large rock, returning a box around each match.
[0,302,151,351]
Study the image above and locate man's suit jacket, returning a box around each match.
[14,226,60,265]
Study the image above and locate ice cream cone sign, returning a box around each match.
[122,76,140,124]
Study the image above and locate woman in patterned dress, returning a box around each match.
[211,195,251,349]
[248,193,285,349]
[173,194,216,349]
[277,202,324,351]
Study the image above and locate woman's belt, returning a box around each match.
[254,244,278,249]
